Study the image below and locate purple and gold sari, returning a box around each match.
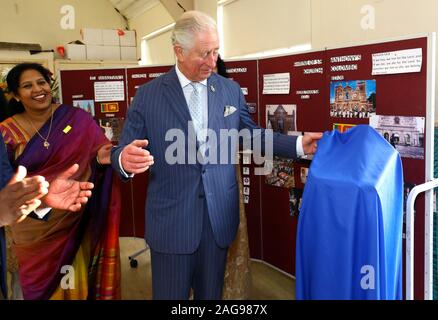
[0,104,121,300]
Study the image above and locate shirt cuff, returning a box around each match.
[34,207,52,219]
[119,151,135,178]
[296,135,305,157]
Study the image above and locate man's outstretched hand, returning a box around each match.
[302,132,323,155]
[44,164,94,212]
[121,139,154,174]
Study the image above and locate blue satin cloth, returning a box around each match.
[296,125,403,300]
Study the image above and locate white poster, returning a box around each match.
[263,73,290,95]
[372,48,422,75]
[94,81,125,102]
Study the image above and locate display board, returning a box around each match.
[60,68,128,123]
[258,50,327,274]
[258,35,433,299]
[59,34,434,299]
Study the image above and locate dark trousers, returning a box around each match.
[150,205,228,300]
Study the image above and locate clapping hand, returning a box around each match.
[44,164,94,212]
[0,166,48,226]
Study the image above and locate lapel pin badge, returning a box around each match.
[63,125,72,134]
[210,85,215,92]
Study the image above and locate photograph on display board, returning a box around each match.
[289,188,303,217]
[73,99,95,117]
[266,104,297,135]
[333,123,357,133]
[242,154,251,165]
[300,167,309,184]
[370,115,425,159]
[101,102,119,113]
[330,80,376,118]
[265,156,295,188]
[98,117,125,142]
[247,102,257,114]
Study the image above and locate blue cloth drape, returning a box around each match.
[296,125,403,300]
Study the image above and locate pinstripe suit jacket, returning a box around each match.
[1,135,13,297]
[111,67,297,254]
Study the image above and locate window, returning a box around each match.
[140,23,175,66]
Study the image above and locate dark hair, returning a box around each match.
[216,55,229,78]
[6,62,52,95]
[0,87,10,122]
[5,62,52,116]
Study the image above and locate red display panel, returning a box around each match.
[126,65,172,106]
[60,68,134,235]
[326,37,427,299]
[60,68,128,120]
[257,37,429,300]
[258,51,326,275]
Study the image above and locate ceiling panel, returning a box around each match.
[108,0,160,20]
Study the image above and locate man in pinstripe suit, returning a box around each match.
[111,10,322,300]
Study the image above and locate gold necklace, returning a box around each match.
[26,106,54,149]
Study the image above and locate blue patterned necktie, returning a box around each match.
[188,82,204,142]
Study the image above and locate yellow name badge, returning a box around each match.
[63,125,72,134]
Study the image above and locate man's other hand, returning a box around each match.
[302,132,323,155]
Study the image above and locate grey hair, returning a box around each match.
[171,11,217,51]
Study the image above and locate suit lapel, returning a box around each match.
[162,67,201,167]
[162,67,193,128]
[207,75,225,135]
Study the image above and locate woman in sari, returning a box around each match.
[0,62,121,300]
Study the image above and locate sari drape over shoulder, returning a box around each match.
[0,104,121,300]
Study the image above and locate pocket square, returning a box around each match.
[224,105,237,117]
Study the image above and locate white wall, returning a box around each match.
[194,0,217,21]
[221,0,312,58]
[311,0,438,48]
[143,29,175,65]
[129,1,175,60]
[0,0,126,54]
